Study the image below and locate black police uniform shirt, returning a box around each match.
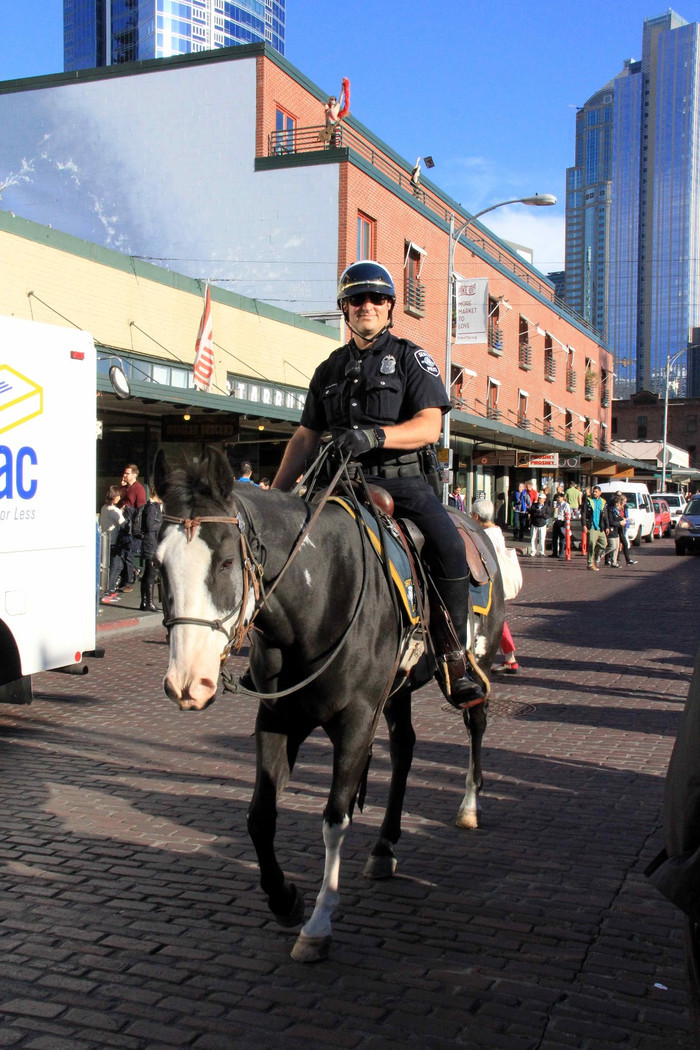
[300,331,450,434]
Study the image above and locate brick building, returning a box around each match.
[612,390,699,470]
[0,43,637,500]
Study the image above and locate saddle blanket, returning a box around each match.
[470,579,493,616]
[329,498,419,624]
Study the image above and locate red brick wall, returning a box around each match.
[258,53,613,446]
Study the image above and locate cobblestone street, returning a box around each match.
[0,540,698,1049]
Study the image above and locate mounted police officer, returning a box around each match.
[272,260,486,709]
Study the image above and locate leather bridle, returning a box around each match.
[159,452,371,699]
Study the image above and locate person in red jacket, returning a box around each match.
[118,463,147,590]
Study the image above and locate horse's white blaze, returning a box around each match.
[303,569,312,588]
[300,816,350,940]
[160,527,233,710]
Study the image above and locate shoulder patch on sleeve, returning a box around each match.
[414,349,440,376]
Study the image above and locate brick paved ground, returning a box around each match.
[0,538,698,1049]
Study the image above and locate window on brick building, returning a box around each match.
[404,242,426,317]
[356,212,375,260]
[637,414,647,439]
[274,108,295,154]
[686,415,697,433]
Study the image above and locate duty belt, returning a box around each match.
[363,450,421,480]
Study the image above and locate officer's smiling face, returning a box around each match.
[347,295,391,346]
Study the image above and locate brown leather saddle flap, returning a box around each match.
[446,508,498,585]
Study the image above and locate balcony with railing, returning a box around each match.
[519,340,533,370]
[488,322,503,355]
[566,365,577,393]
[405,276,426,317]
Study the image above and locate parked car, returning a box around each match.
[654,492,687,528]
[652,498,672,538]
[675,494,700,555]
[598,482,655,545]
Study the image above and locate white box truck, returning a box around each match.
[0,316,98,702]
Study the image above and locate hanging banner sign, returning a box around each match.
[455,278,489,345]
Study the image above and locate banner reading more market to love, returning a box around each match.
[455,278,489,344]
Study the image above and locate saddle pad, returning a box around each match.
[470,579,493,616]
[329,497,420,624]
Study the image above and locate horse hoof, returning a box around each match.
[363,853,397,879]
[455,807,479,829]
[290,933,331,963]
[272,883,305,928]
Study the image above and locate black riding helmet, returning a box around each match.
[337,262,396,343]
[337,261,396,308]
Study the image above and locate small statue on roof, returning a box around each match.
[321,77,350,147]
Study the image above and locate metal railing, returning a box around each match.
[519,341,533,370]
[405,277,426,316]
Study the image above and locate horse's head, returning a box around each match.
[154,447,257,711]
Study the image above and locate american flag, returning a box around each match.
[193,284,214,392]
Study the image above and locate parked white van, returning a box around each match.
[597,482,656,545]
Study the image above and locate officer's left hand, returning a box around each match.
[333,428,381,458]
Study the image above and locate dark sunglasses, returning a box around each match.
[346,292,389,307]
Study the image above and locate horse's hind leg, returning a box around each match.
[364,690,415,879]
[455,700,487,829]
[247,706,308,927]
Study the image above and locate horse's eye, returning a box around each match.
[220,558,234,571]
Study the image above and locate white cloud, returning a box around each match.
[486,208,566,275]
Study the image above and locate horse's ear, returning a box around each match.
[153,448,170,501]
[206,445,236,504]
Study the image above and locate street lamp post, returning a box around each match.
[661,348,687,492]
[442,194,557,500]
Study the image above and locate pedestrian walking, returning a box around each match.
[512,483,531,541]
[529,493,548,556]
[582,485,610,571]
[551,492,571,558]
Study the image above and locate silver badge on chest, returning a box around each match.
[380,355,396,375]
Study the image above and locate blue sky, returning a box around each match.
[2,1,700,273]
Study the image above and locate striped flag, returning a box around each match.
[193,284,214,391]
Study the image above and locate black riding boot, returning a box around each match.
[140,584,158,613]
[433,576,487,710]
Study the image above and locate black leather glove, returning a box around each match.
[333,427,385,458]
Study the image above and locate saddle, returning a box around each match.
[363,484,498,589]
[330,483,499,647]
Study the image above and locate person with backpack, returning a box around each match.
[140,487,163,612]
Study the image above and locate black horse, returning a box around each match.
[154,447,505,962]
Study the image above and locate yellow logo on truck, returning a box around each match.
[0,366,43,435]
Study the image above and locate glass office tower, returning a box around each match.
[64,0,285,70]
[565,10,700,396]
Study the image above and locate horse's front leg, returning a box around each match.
[247,705,307,928]
[364,689,415,879]
[455,699,487,828]
[291,708,373,963]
